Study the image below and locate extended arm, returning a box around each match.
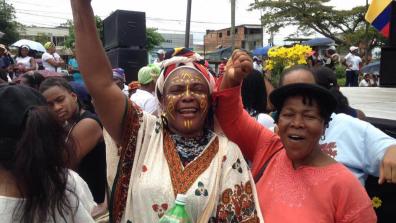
[70,0,125,144]
[379,145,396,184]
[215,50,283,176]
[360,120,396,184]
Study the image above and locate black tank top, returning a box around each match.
[76,111,107,203]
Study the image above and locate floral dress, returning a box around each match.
[109,100,263,223]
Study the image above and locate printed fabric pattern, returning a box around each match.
[110,99,143,223]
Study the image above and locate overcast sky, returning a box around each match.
[7,0,368,45]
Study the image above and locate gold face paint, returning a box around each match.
[163,68,210,134]
[171,70,202,85]
[181,71,193,80]
[165,95,176,120]
[198,95,208,114]
[185,84,190,97]
[183,120,193,129]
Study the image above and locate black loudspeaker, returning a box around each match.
[104,10,146,50]
[380,47,396,87]
[106,48,148,83]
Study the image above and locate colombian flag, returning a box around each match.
[365,0,393,38]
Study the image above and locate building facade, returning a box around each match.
[158,33,193,49]
[204,24,263,52]
[149,33,194,63]
[18,26,69,47]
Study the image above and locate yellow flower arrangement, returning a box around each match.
[265,44,312,86]
[372,196,382,209]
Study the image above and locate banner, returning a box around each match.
[365,0,393,37]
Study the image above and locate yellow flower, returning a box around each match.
[264,44,312,79]
[372,196,382,209]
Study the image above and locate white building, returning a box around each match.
[159,33,193,49]
[18,26,69,48]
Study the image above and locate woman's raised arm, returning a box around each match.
[70,0,125,144]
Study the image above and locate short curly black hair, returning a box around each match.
[273,91,332,127]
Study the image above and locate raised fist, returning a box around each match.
[224,50,253,87]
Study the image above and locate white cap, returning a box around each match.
[157,49,165,55]
[349,46,359,52]
[327,46,336,51]
[175,194,187,205]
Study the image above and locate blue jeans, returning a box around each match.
[345,70,358,87]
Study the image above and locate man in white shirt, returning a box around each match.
[252,56,263,74]
[130,66,159,115]
[154,49,165,67]
[359,73,372,87]
[343,46,362,87]
[42,42,65,72]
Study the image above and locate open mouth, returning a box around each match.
[177,107,199,118]
[288,135,305,141]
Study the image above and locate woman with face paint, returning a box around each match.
[70,1,262,222]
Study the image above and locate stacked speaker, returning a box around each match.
[380,47,396,87]
[104,10,148,83]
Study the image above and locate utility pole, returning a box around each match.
[185,0,192,48]
[255,0,263,48]
[364,0,369,64]
[231,0,236,50]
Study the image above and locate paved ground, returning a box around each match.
[340,87,396,120]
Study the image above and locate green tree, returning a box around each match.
[64,16,103,48]
[146,28,164,51]
[35,32,51,45]
[343,26,386,49]
[250,0,367,46]
[0,1,20,45]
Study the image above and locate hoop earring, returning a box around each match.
[321,135,326,141]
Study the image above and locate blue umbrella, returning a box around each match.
[361,61,380,75]
[302,37,335,47]
[252,46,272,56]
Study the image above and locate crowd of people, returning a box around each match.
[1,1,396,223]
[251,44,379,88]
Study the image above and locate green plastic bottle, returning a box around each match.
[158,194,192,223]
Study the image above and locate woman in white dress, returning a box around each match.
[14,45,36,76]
[70,1,263,222]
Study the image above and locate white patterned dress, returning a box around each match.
[110,100,263,223]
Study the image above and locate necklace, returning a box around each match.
[169,129,214,166]
[65,109,84,142]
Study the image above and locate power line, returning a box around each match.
[8,0,59,8]
[15,8,107,17]
[157,28,205,34]
[15,9,228,25]
[16,11,71,20]
[146,16,228,25]
[17,19,60,27]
